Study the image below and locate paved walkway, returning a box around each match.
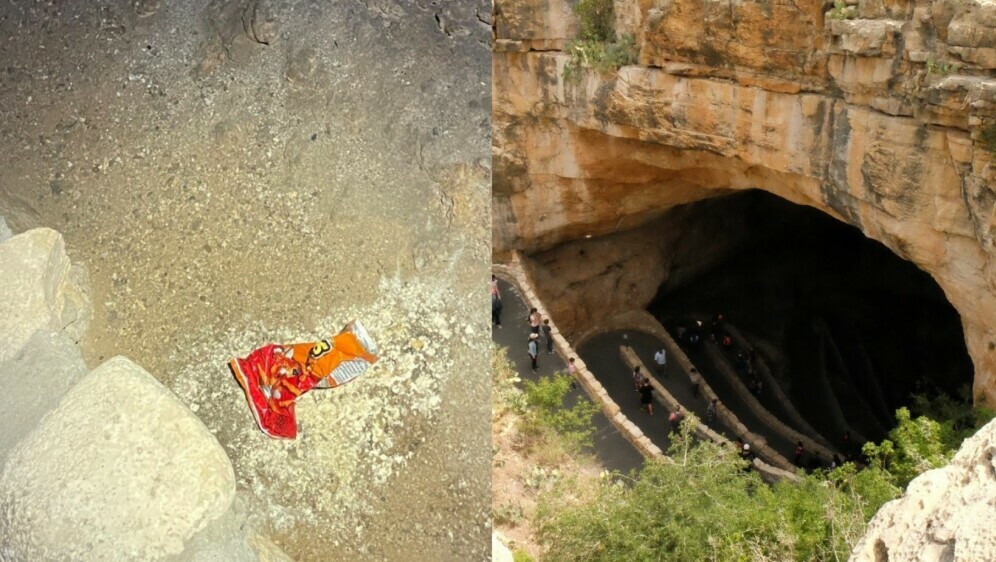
[674,335,801,462]
[577,331,737,454]
[491,279,644,475]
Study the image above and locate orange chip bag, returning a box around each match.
[228,320,378,439]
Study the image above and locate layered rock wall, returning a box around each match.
[493,0,996,403]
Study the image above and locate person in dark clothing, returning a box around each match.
[794,441,804,466]
[639,379,654,415]
[689,368,700,398]
[710,313,724,337]
[706,398,718,424]
[740,442,754,462]
[542,318,554,355]
[491,293,502,329]
[807,454,822,472]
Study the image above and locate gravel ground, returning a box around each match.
[0,0,491,559]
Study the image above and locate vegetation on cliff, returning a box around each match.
[563,0,637,83]
[536,420,895,561]
[523,370,993,560]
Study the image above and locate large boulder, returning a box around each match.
[0,215,10,243]
[492,533,515,562]
[167,497,293,562]
[850,417,996,561]
[0,356,236,561]
[0,228,90,362]
[0,330,88,465]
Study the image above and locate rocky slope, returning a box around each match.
[0,0,492,559]
[850,416,996,561]
[493,0,996,404]
[0,227,289,562]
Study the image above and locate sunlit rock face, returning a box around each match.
[850,416,996,562]
[492,0,996,404]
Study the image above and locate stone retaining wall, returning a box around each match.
[494,253,663,459]
[722,323,833,449]
[619,345,798,481]
[585,309,794,472]
[703,341,838,462]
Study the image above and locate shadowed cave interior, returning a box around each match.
[648,189,973,444]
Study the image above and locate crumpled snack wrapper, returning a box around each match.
[228,320,379,439]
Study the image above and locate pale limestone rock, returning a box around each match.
[168,497,292,562]
[492,533,515,562]
[0,228,90,362]
[0,330,88,466]
[0,357,236,561]
[828,19,902,57]
[850,417,996,561]
[0,215,10,242]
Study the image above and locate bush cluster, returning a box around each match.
[563,0,638,84]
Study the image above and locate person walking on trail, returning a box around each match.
[632,365,645,391]
[490,274,500,299]
[639,379,654,415]
[794,441,805,466]
[706,398,718,424]
[528,308,541,334]
[491,292,503,329]
[527,333,539,373]
[568,356,577,375]
[542,318,554,355]
[654,348,667,376]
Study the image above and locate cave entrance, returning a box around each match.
[648,189,973,444]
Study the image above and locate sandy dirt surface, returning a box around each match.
[491,348,605,559]
[0,0,491,559]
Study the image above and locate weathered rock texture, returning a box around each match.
[0,216,10,243]
[0,229,90,362]
[493,0,996,403]
[850,417,996,561]
[0,356,236,561]
[0,330,88,465]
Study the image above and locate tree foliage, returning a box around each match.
[522,372,601,452]
[535,417,906,561]
[563,0,638,83]
[574,0,615,42]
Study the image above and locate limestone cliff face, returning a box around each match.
[493,0,996,403]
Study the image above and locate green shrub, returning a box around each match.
[862,407,953,488]
[494,502,525,526]
[563,0,638,83]
[980,123,996,153]
[536,428,888,561]
[575,0,615,42]
[493,346,527,416]
[513,550,537,562]
[826,0,857,20]
[926,58,958,75]
[522,373,600,452]
[563,34,638,83]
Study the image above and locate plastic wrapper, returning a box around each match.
[228,320,378,439]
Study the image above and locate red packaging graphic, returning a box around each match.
[228,320,379,439]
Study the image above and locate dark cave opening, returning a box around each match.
[648,189,974,444]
